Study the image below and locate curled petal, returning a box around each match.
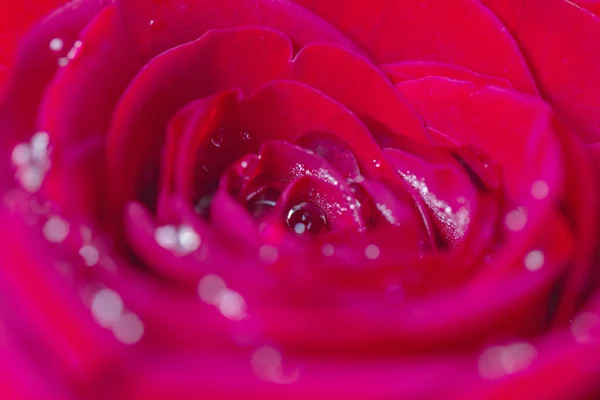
[292,0,537,92]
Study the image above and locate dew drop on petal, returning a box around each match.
[49,38,63,52]
[259,245,279,264]
[79,245,100,266]
[478,342,537,379]
[155,225,178,249]
[178,225,201,252]
[372,159,381,168]
[11,143,31,166]
[198,274,227,305]
[247,188,279,220]
[30,131,49,158]
[505,209,527,232]
[91,288,124,327]
[211,133,224,148]
[531,180,549,200]
[66,40,83,60]
[365,244,380,260]
[43,216,70,243]
[571,312,600,344]
[286,202,327,236]
[524,250,544,271]
[321,244,335,257]
[112,312,144,344]
[240,131,251,141]
[18,165,44,192]
[251,345,282,380]
[217,289,247,320]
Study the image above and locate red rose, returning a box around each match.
[1,0,599,398]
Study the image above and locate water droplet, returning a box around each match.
[251,345,282,380]
[66,40,83,61]
[112,312,144,344]
[321,243,335,257]
[43,216,70,243]
[217,289,247,320]
[211,133,224,147]
[79,245,100,266]
[571,312,600,344]
[240,131,251,140]
[251,345,299,384]
[365,244,380,260]
[17,165,44,192]
[154,225,178,249]
[505,209,527,232]
[478,342,537,379]
[531,180,549,200]
[286,202,327,235]
[524,250,544,271]
[49,38,63,52]
[178,225,201,252]
[247,188,279,220]
[198,274,227,304]
[241,161,249,169]
[30,131,49,159]
[259,245,279,264]
[91,288,124,328]
[11,143,31,166]
[372,159,381,168]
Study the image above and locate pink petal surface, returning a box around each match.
[292,0,537,92]
[482,0,600,142]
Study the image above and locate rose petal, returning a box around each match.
[381,61,512,89]
[0,0,108,159]
[292,0,537,92]
[116,0,360,57]
[396,77,562,202]
[482,0,600,142]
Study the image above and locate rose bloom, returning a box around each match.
[1,0,600,398]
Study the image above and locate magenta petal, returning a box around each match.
[292,44,429,144]
[124,200,221,283]
[209,188,260,244]
[296,131,361,181]
[396,77,562,201]
[274,174,364,232]
[384,147,479,247]
[116,0,360,57]
[0,0,108,152]
[354,179,432,249]
[36,5,141,150]
[292,0,537,92]
[107,27,295,209]
[381,61,513,89]
[482,0,600,142]
[0,210,123,383]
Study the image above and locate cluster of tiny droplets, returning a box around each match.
[11,132,51,192]
[40,210,145,345]
[399,171,470,238]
